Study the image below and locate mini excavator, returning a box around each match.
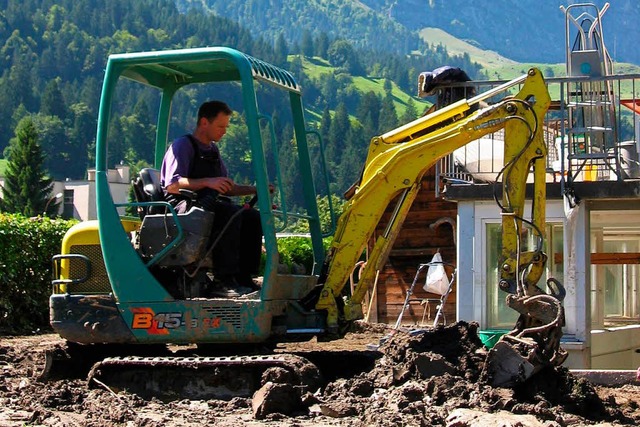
[48,47,565,396]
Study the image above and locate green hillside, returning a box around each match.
[419,27,640,82]
[419,28,517,69]
[299,56,430,121]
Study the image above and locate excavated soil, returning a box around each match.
[1,321,639,426]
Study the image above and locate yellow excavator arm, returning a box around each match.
[316,68,565,386]
[317,68,551,324]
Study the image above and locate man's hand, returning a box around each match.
[209,176,235,194]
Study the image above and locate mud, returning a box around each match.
[1,322,639,426]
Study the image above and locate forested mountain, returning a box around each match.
[179,0,419,55]
[0,0,276,180]
[375,0,640,65]
[187,0,640,65]
[0,0,479,202]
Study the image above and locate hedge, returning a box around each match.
[0,214,329,335]
[0,213,77,335]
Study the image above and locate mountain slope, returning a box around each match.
[365,0,640,65]
[180,0,420,54]
[418,28,517,69]
[183,0,640,66]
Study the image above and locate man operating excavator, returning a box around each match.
[160,100,263,297]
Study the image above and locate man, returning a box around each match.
[160,100,262,296]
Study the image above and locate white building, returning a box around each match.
[0,164,131,220]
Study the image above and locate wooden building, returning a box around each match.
[368,166,457,326]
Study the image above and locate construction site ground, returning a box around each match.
[1,321,639,427]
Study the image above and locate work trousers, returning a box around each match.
[209,201,262,277]
[172,198,262,277]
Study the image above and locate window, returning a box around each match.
[486,222,564,329]
[63,189,74,219]
[590,210,640,327]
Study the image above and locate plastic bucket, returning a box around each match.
[478,329,510,349]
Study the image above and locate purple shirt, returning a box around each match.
[160,135,228,188]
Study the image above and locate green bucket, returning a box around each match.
[478,329,510,349]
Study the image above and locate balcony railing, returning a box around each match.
[436,73,640,194]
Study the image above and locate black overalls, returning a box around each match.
[167,135,262,278]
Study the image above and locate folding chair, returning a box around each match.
[393,258,456,329]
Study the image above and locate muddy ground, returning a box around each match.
[1,321,639,427]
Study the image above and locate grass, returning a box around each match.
[419,27,518,69]
[296,55,430,122]
[0,159,6,177]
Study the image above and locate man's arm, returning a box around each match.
[227,183,257,197]
[165,176,235,195]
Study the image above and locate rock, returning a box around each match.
[446,408,559,427]
[318,402,356,418]
[251,381,300,419]
[261,367,294,385]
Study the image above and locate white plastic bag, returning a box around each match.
[423,252,450,295]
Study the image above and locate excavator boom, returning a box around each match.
[316,68,566,385]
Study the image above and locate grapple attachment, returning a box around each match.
[482,283,567,387]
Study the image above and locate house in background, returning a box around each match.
[0,165,130,220]
[447,4,639,370]
[45,165,131,220]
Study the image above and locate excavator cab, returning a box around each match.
[50,47,330,346]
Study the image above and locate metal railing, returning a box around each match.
[435,73,640,195]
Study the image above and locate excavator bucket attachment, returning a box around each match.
[482,336,538,387]
[481,291,568,387]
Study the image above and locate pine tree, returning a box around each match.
[379,93,399,133]
[40,78,67,121]
[400,98,419,124]
[300,30,314,58]
[0,116,54,216]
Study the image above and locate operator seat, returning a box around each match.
[132,168,214,267]
[132,168,166,218]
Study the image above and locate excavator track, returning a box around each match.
[87,354,322,401]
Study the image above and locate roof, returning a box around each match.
[108,46,300,93]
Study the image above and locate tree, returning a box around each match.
[0,116,54,216]
[327,102,350,168]
[314,32,330,59]
[400,98,419,124]
[327,39,364,75]
[379,93,399,132]
[356,91,381,134]
[40,78,67,120]
[300,29,314,58]
[274,33,289,67]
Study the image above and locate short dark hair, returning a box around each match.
[197,100,232,121]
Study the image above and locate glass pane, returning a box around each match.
[486,223,518,328]
[486,222,563,329]
[590,210,640,324]
[603,265,622,316]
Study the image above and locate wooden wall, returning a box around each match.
[366,167,458,326]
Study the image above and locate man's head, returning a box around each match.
[196,101,233,142]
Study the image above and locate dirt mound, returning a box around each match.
[1,324,639,426]
[310,321,639,426]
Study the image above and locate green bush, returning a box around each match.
[0,213,77,335]
[0,213,331,335]
[276,236,333,273]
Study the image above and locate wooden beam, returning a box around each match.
[554,252,640,264]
